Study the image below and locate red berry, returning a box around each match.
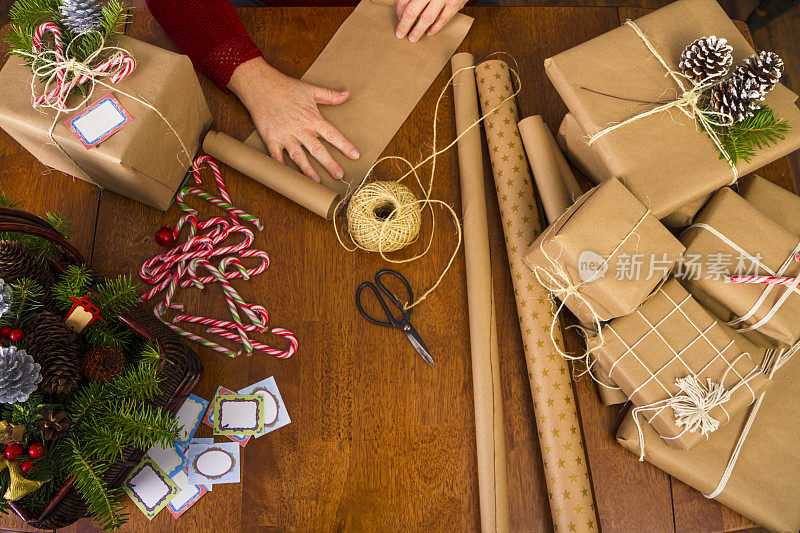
[8,328,23,342]
[0,326,10,337]
[20,460,34,474]
[5,444,23,461]
[28,443,45,459]
[154,226,175,247]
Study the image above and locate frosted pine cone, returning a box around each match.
[710,75,764,122]
[736,51,784,94]
[679,36,734,85]
[60,0,105,35]
[0,346,42,404]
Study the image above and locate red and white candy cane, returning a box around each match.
[31,22,135,112]
[725,275,800,290]
[139,156,296,359]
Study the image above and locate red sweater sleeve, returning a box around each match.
[145,0,262,90]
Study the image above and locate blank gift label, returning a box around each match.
[66,93,132,148]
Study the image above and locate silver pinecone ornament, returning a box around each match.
[0,277,11,319]
[0,346,42,404]
[710,74,764,122]
[60,0,105,35]
[679,36,734,85]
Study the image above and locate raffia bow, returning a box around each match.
[587,20,739,181]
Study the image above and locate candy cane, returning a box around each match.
[139,155,296,359]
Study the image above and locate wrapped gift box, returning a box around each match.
[544,0,800,222]
[589,278,771,450]
[0,36,212,211]
[681,187,800,347]
[525,177,685,326]
[738,174,800,237]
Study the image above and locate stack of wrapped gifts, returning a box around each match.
[526,0,800,530]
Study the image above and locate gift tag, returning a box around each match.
[186,441,240,486]
[212,394,264,436]
[167,470,207,519]
[124,457,179,520]
[202,386,251,447]
[65,93,132,149]
[147,442,186,478]
[174,394,209,449]
[238,377,291,437]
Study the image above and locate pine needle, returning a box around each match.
[712,105,790,165]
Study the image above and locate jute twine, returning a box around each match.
[334,59,522,309]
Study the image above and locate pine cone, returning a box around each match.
[0,241,54,308]
[679,36,734,85]
[736,50,783,94]
[82,345,125,383]
[60,0,104,35]
[25,311,81,396]
[0,346,42,403]
[35,410,71,440]
[709,75,764,122]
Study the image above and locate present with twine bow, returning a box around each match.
[681,187,800,348]
[588,278,771,451]
[525,177,684,328]
[544,0,800,223]
[0,29,211,210]
[617,342,798,532]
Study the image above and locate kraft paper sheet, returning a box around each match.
[205,0,473,218]
[452,53,510,533]
[476,59,597,533]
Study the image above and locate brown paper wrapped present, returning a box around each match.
[525,177,685,326]
[617,347,799,532]
[0,36,211,211]
[544,0,800,221]
[681,187,800,347]
[589,278,771,451]
[738,174,800,237]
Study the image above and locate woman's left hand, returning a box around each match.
[395,0,468,42]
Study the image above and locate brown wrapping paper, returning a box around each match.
[681,187,800,347]
[525,178,685,326]
[221,0,472,218]
[738,174,800,236]
[452,53,510,533]
[544,0,800,220]
[477,59,598,533]
[617,350,800,532]
[0,36,211,211]
[203,131,340,218]
[589,279,771,450]
[556,114,612,185]
[518,115,572,224]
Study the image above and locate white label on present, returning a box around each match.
[66,93,132,148]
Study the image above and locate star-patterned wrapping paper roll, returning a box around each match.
[476,60,598,533]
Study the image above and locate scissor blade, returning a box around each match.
[401,324,434,366]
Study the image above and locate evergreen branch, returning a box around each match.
[110,360,162,401]
[45,212,74,240]
[0,192,22,208]
[0,278,45,328]
[93,275,140,320]
[8,0,60,28]
[105,399,179,450]
[63,437,128,531]
[138,342,171,365]
[100,0,130,40]
[51,264,94,310]
[84,320,134,351]
[712,105,791,165]
[65,381,112,426]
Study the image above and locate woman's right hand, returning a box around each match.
[228,56,360,183]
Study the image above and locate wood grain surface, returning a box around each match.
[0,6,792,532]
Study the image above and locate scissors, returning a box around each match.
[355,269,434,366]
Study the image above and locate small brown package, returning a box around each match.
[738,174,800,237]
[0,36,212,211]
[544,0,800,221]
[617,349,799,532]
[525,177,685,326]
[589,278,771,450]
[681,187,800,347]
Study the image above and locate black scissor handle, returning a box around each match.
[356,282,395,327]
[374,269,414,314]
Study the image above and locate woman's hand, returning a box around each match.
[395,0,468,42]
[228,57,359,182]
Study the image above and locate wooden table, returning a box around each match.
[0,5,794,532]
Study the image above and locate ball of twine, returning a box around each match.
[346,181,422,253]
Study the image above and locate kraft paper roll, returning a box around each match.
[476,60,598,533]
[518,116,572,224]
[203,130,340,219]
[452,52,510,533]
